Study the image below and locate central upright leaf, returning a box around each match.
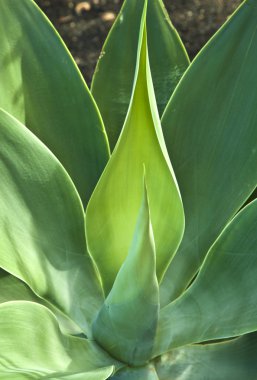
[91,0,189,151]
[86,2,184,294]
[92,180,159,366]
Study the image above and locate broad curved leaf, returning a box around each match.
[160,0,257,305]
[0,374,38,379]
[43,368,114,379]
[0,270,46,305]
[92,181,159,365]
[0,0,109,206]
[111,365,159,380]
[155,333,257,380]
[1,368,113,379]
[91,0,189,150]
[154,199,257,355]
[0,109,103,335]
[86,13,184,294]
[0,272,81,335]
[0,301,115,376]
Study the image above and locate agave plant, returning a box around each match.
[0,0,257,378]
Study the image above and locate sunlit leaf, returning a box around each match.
[1,367,113,379]
[0,301,115,376]
[92,180,159,365]
[43,367,114,379]
[0,373,38,379]
[0,272,81,335]
[86,10,184,294]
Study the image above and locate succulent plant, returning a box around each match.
[0,0,257,378]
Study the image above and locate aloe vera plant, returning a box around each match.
[0,0,257,378]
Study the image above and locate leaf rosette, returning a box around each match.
[0,0,257,379]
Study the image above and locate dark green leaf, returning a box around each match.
[155,333,257,380]
[155,200,257,354]
[0,109,103,335]
[160,0,257,305]
[147,0,189,115]
[0,0,109,206]
[91,0,189,150]
[111,365,159,380]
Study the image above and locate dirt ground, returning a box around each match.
[35,0,243,85]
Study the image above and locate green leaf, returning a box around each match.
[91,0,144,152]
[43,368,114,379]
[91,0,189,150]
[0,271,45,305]
[86,12,184,294]
[154,333,257,380]
[92,180,159,365]
[0,374,38,379]
[0,272,81,335]
[0,109,104,335]
[0,368,114,380]
[0,0,109,207]
[111,365,159,380]
[154,199,257,355]
[160,0,257,305]
[0,301,115,377]
[147,0,189,116]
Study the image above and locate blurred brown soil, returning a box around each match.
[35,0,242,86]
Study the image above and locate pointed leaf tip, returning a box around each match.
[92,176,159,366]
[91,0,189,150]
[86,15,184,294]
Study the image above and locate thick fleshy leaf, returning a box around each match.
[1,368,113,379]
[91,0,144,151]
[86,14,184,294]
[0,0,109,206]
[0,109,103,335]
[0,373,38,379]
[43,368,114,379]
[154,199,257,355]
[155,333,257,380]
[147,0,189,116]
[92,181,159,365]
[0,272,81,335]
[160,0,257,305]
[0,301,115,376]
[110,365,159,380]
[0,270,46,305]
[0,271,47,309]
[91,0,189,150]
[0,301,115,375]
